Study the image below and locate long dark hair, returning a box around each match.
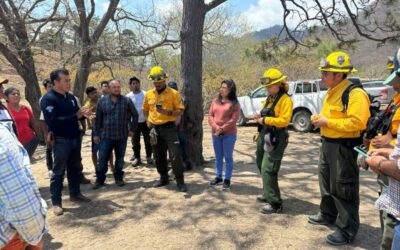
[218,79,238,106]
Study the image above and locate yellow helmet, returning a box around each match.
[387,56,395,71]
[319,51,357,73]
[148,66,168,82]
[260,68,287,87]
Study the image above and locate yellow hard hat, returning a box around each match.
[319,51,357,73]
[387,56,395,71]
[148,66,168,82]
[260,68,287,87]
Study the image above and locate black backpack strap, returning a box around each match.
[341,83,363,112]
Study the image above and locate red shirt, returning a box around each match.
[208,98,240,135]
[8,105,35,143]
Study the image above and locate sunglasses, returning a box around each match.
[149,73,166,82]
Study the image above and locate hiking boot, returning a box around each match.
[80,175,91,184]
[308,213,335,225]
[116,180,125,187]
[53,205,64,216]
[132,158,141,167]
[260,203,282,214]
[147,157,153,165]
[92,182,105,190]
[326,230,351,246]
[222,179,231,190]
[70,193,91,203]
[177,182,188,192]
[256,195,267,203]
[153,178,170,187]
[209,177,223,187]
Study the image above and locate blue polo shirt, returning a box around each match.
[40,89,80,138]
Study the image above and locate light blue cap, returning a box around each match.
[383,68,400,85]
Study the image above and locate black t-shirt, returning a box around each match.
[40,89,80,138]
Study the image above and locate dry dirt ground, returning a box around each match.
[30,122,382,250]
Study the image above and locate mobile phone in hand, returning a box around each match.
[354,146,370,158]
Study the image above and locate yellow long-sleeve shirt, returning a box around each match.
[262,93,293,128]
[320,79,370,138]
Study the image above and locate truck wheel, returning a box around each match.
[292,110,312,132]
[237,109,247,126]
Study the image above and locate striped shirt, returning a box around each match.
[0,123,47,247]
[93,95,138,140]
[375,126,400,220]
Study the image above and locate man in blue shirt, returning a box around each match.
[40,68,91,216]
[93,79,138,188]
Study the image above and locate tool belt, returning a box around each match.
[154,121,175,129]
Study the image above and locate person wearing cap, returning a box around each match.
[254,68,293,214]
[308,51,371,245]
[126,76,153,167]
[39,79,54,177]
[366,49,400,250]
[143,66,187,192]
[0,77,9,105]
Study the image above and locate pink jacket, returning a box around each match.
[208,98,240,135]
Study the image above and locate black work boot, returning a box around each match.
[176,178,187,192]
[153,176,170,187]
[326,230,351,246]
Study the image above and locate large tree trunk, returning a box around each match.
[73,50,92,101]
[181,0,207,166]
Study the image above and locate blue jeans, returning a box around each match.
[51,137,81,205]
[212,134,237,180]
[96,138,127,184]
[392,221,400,250]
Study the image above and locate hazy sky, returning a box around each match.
[94,0,284,31]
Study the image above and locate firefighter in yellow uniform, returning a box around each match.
[308,51,371,245]
[255,68,293,214]
[143,66,187,192]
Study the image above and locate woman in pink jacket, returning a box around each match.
[208,79,240,190]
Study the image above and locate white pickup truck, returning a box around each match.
[237,80,327,132]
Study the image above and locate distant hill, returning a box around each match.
[251,25,305,41]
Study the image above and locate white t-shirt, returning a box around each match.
[126,90,146,123]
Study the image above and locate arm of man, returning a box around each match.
[93,99,103,138]
[366,156,400,181]
[127,97,138,134]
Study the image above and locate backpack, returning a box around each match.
[341,82,380,117]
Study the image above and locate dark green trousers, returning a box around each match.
[256,128,288,208]
[318,140,360,241]
[153,123,184,181]
[380,211,396,250]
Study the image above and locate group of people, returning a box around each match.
[1,49,400,249]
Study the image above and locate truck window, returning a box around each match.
[295,83,302,93]
[312,83,317,92]
[252,87,267,98]
[303,83,312,93]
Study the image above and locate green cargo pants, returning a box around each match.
[153,122,185,181]
[256,128,288,208]
[318,139,360,241]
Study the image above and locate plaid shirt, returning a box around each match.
[93,95,138,140]
[375,126,400,220]
[0,123,47,247]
